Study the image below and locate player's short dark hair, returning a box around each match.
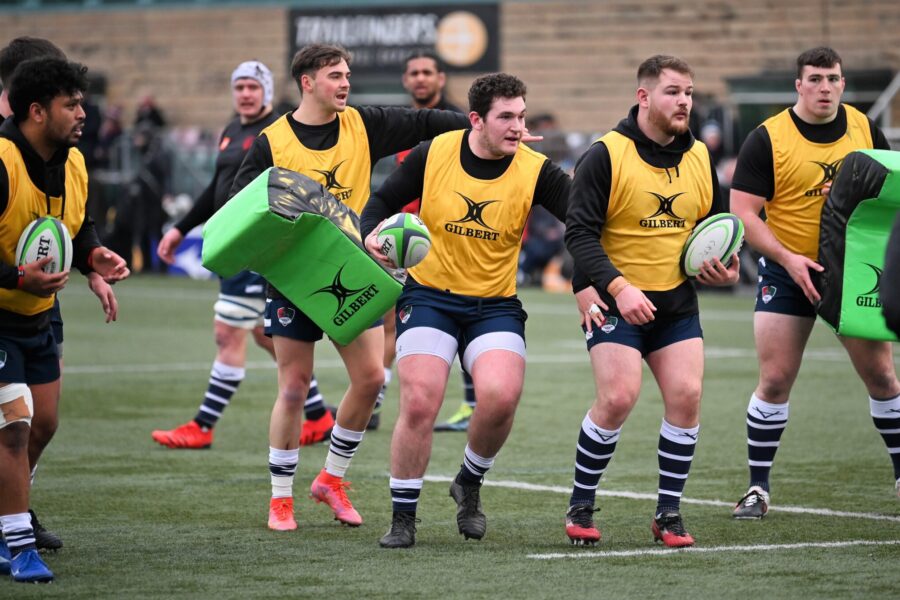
[403,50,446,74]
[796,47,842,78]
[637,55,694,86]
[290,44,352,93]
[468,73,527,119]
[0,37,66,86]
[8,57,88,123]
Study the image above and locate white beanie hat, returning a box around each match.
[231,61,274,107]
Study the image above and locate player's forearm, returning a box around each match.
[741,213,793,265]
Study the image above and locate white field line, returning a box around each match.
[423,475,900,523]
[528,539,900,560]
[64,345,874,375]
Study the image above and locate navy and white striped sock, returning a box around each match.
[303,374,327,420]
[194,361,244,429]
[746,394,789,492]
[1,512,36,555]
[458,444,494,485]
[656,420,699,514]
[570,413,620,507]
[268,447,299,499]
[870,393,900,479]
[389,477,423,514]
[325,425,365,478]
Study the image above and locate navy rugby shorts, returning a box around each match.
[264,297,383,343]
[583,312,702,357]
[0,327,61,385]
[754,257,816,318]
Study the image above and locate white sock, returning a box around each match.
[268,447,299,499]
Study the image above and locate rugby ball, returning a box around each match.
[16,217,73,274]
[376,213,432,269]
[680,212,744,277]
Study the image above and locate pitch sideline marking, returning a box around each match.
[423,475,900,523]
[527,539,900,560]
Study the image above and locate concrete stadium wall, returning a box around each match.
[1,0,898,134]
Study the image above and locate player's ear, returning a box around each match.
[636,86,650,108]
[29,101,47,124]
[469,111,483,130]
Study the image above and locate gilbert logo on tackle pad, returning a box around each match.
[201,167,401,345]
[817,149,900,342]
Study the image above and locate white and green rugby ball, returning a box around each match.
[16,216,73,274]
[680,212,744,277]
[376,213,432,269]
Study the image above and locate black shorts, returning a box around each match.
[755,257,816,318]
[583,313,702,357]
[0,327,61,385]
[264,297,383,343]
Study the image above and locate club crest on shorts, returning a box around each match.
[398,305,413,324]
[761,285,777,304]
[600,317,618,334]
[277,307,296,326]
[0,349,6,369]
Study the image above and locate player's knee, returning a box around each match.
[401,397,442,428]
[29,412,59,448]
[0,421,30,453]
[214,326,243,351]
[861,370,900,398]
[672,380,703,407]
[598,390,637,422]
[352,365,384,398]
[758,369,796,400]
[278,372,312,407]
[0,384,34,430]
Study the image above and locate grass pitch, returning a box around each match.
[14,276,900,598]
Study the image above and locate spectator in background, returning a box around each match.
[700,120,726,168]
[527,113,571,168]
[519,205,566,287]
[135,93,166,129]
[519,112,572,289]
[402,50,462,112]
[107,124,170,272]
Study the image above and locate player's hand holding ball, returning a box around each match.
[682,212,744,287]
[365,213,432,271]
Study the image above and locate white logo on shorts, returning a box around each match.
[600,317,618,334]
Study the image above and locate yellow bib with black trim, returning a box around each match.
[600,131,713,291]
[0,140,87,315]
[261,107,372,215]
[411,130,545,297]
[764,105,873,260]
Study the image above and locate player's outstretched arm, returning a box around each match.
[157,228,185,265]
[89,247,131,282]
[87,271,118,323]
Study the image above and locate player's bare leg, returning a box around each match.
[735,312,814,518]
[841,336,900,495]
[309,326,384,526]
